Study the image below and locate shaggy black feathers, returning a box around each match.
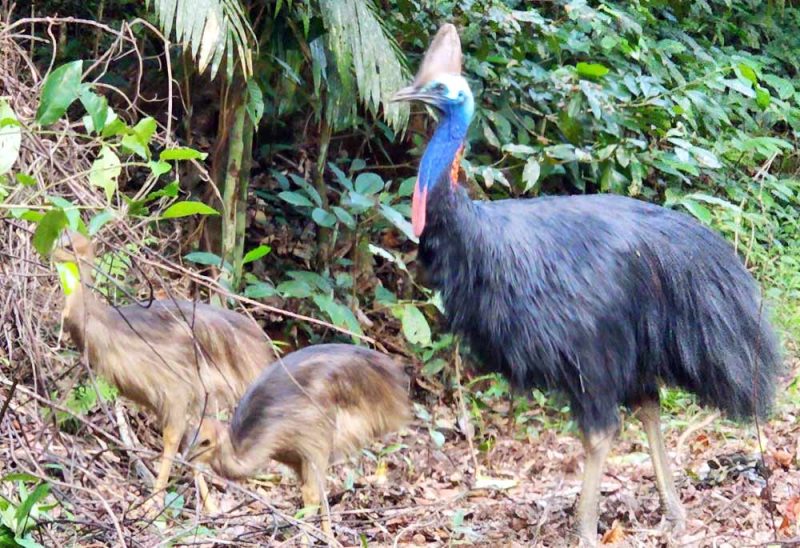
[420,182,781,433]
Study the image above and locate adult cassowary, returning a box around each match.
[392,24,781,544]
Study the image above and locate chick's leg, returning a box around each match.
[299,458,333,544]
[195,471,218,514]
[154,423,182,495]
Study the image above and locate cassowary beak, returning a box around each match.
[390,85,439,106]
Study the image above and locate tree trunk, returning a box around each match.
[221,98,247,290]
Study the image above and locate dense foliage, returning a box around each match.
[5,0,800,403]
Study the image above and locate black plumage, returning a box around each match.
[392,23,783,544]
[421,189,780,433]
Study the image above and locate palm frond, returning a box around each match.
[319,0,410,129]
[145,0,256,79]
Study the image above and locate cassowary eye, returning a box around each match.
[432,82,446,93]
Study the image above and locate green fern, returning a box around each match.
[145,0,256,79]
[318,0,410,129]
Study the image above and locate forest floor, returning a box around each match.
[6,342,797,547]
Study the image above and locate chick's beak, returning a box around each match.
[390,85,438,105]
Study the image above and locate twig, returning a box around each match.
[675,411,720,464]
[114,400,155,488]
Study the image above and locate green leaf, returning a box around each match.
[134,117,157,145]
[56,262,80,296]
[88,210,114,235]
[400,305,431,346]
[95,378,117,403]
[14,482,49,536]
[122,117,157,159]
[36,61,83,125]
[244,282,276,298]
[15,173,36,186]
[0,100,21,175]
[32,209,67,256]
[332,206,356,229]
[379,203,416,242]
[88,146,121,202]
[522,158,540,192]
[722,78,755,98]
[755,85,770,110]
[121,133,150,160]
[312,294,363,336]
[312,207,337,227]
[160,201,219,219]
[680,199,712,224]
[575,62,609,79]
[288,174,322,206]
[762,74,794,100]
[277,279,314,298]
[288,271,332,292]
[345,191,374,211]
[100,113,127,138]
[184,251,231,271]
[246,79,264,126]
[545,144,577,162]
[422,358,447,377]
[1,473,39,483]
[47,196,81,230]
[159,147,207,161]
[148,160,172,178]
[429,429,445,448]
[374,285,397,305]
[242,245,271,264]
[354,172,384,195]
[736,63,758,85]
[691,147,721,169]
[78,87,108,133]
[501,144,536,157]
[398,177,415,197]
[146,181,179,202]
[278,191,314,208]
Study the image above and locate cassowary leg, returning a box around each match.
[154,423,183,495]
[194,471,218,514]
[639,398,686,529]
[575,429,614,544]
[298,458,333,544]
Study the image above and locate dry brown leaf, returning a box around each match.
[601,520,625,544]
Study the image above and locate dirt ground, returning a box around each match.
[5,352,796,548]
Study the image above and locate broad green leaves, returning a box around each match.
[88,146,121,201]
[160,147,208,161]
[32,210,67,256]
[161,201,219,219]
[279,191,314,208]
[575,62,610,79]
[522,158,540,192]
[391,304,432,347]
[36,61,83,125]
[243,245,271,264]
[56,262,81,296]
[79,88,109,133]
[122,118,157,159]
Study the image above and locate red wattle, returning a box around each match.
[411,180,428,237]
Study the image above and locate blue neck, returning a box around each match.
[418,104,472,192]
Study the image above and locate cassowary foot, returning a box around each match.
[575,530,598,548]
[660,504,687,535]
